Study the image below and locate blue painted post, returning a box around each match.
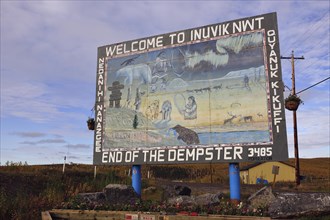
[132,165,141,197]
[229,163,241,202]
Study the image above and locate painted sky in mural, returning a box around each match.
[104,31,271,150]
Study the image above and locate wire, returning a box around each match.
[295,38,329,70]
[283,11,330,55]
[296,53,329,75]
[293,16,329,49]
[285,85,292,91]
[296,77,330,95]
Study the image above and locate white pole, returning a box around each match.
[62,156,66,174]
[94,166,97,179]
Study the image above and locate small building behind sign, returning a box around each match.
[240,161,295,184]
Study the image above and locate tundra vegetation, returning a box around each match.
[0,158,329,220]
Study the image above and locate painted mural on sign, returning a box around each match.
[104,31,271,150]
[94,12,288,165]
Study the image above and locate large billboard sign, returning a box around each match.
[94,12,288,165]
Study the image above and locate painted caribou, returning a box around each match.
[224,112,237,125]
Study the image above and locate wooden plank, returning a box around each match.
[46,210,271,220]
[49,210,131,220]
[126,213,139,220]
[49,209,70,219]
[140,214,156,220]
[142,214,265,220]
[156,215,271,220]
[41,211,53,220]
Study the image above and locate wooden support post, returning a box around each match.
[281,51,304,186]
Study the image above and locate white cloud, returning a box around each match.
[1,81,61,122]
[9,131,47,138]
[67,144,91,149]
[20,139,66,145]
[286,94,329,155]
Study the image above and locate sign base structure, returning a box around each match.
[229,163,241,203]
[132,165,141,197]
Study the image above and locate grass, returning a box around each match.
[0,164,128,219]
[0,158,329,219]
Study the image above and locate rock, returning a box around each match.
[162,185,192,199]
[247,186,276,210]
[167,196,196,207]
[76,192,106,203]
[175,185,191,196]
[248,187,330,218]
[195,193,224,206]
[143,186,157,194]
[103,184,140,204]
[166,192,224,208]
[268,192,330,219]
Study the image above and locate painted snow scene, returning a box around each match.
[104,31,272,150]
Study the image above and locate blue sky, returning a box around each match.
[1,1,329,165]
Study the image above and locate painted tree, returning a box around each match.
[133,114,138,129]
